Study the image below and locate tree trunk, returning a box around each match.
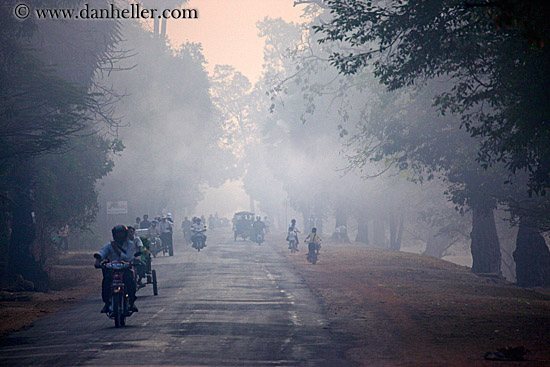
[302,212,309,233]
[423,231,450,259]
[249,195,255,213]
[160,18,167,37]
[513,219,550,287]
[355,214,369,243]
[7,162,49,290]
[331,207,349,242]
[389,212,404,251]
[153,18,160,35]
[470,205,501,274]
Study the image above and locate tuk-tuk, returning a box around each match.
[232,211,255,241]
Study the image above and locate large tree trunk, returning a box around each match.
[470,205,501,274]
[355,214,369,243]
[7,162,49,290]
[513,219,550,287]
[389,212,404,251]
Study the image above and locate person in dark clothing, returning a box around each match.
[139,214,151,229]
[252,216,267,237]
[95,225,139,313]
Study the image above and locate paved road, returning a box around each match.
[0,231,350,366]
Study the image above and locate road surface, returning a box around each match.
[0,231,350,366]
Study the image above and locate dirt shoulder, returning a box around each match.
[0,252,100,336]
[274,238,550,367]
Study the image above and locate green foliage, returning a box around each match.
[33,134,122,232]
[315,0,550,194]
[0,45,95,161]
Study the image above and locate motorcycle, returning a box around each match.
[94,252,141,328]
[255,231,264,245]
[192,231,207,252]
[306,242,320,264]
[288,233,298,254]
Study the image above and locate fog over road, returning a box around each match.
[0,231,349,366]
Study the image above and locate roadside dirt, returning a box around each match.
[0,252,100,336]
[275,238,550,367]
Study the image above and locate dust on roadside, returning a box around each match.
[273,237,550,367]
[0,252,101,336]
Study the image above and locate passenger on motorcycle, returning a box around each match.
[287,219,300,250]
[148,220,160,236]
[95,225,140,313]
[127,226,143,251]
[127,226,146,287]
[191,217,207,247]
[252,216,266,240]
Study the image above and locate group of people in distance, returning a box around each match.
[135,213,174,247]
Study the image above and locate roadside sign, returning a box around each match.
[106,201,128,215]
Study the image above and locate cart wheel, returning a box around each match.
[169,243,174,256]
[152,270,158,296]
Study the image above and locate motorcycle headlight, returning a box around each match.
[107,262,129,270]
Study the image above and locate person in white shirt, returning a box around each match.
[191,217,207,248]
[159,216,173,253]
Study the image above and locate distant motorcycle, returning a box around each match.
[255,231,264,245]
[288,233,298,254]
[192,231,207,252]
[94,253,141,328]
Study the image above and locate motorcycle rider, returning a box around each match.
[95,225,139,313]
[181,216,192,243]
[304,227,322,260]
[191,217,207,248]
[287,219,300,250]
[252,216,266,242]
[159,216,173,252]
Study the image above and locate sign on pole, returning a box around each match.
[106,201,128,215]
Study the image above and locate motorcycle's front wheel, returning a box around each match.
[113,294,124,328]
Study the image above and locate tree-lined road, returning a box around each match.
[0,231,349,366]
